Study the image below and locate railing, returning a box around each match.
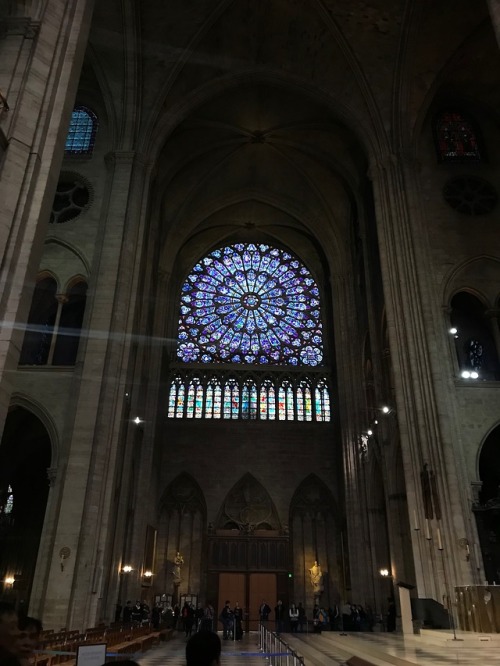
[259,622,306,666]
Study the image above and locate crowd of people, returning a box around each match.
[115,596,393,637]
[0,595,396,666]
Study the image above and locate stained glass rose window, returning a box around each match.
[177,243,324,366]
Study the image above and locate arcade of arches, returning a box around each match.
[0,0,500,632]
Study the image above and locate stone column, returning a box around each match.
[486,0,500,47]
[31,151,153,630]
[369,153,478,601]
[0,0,95,436]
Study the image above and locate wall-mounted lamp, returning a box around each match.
[121,565,133,574]
[449,327,458,338]
[367,429,373,436]
[143,570,153,578]
[4,575,15,586]
[133,417,142,425]
[59,547,71,572]
[379,568,391,577]
[381,406,390,414]
[461,370,479,380]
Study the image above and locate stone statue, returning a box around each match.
[172,551,184,581]
[309,560,324,594]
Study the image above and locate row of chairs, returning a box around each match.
[34,622,174,665]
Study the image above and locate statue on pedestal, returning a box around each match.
[309,560,324,595]
[172,551,184,582]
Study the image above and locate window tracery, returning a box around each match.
[167,371,331,422]
[177,243,324,366]
[65,106,98,155]
[171,242,332,421]
[435,111,481,163]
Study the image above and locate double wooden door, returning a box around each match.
[218,572,276,631]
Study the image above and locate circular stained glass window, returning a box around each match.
[177,243,324,366]
[50,173,92,223]
[443,176,497,215]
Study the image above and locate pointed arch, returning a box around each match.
[0,405,53,609]
[290,474,341,606]
[290,473,338,519]
[215,473,281,531]
[159,472,207,517]
[158,473,207,597]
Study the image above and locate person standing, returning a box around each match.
[220,600,233,640]
[233,602,243,640]
[202,603,215,632]
[123,600,133,624]
[259,600,271,623]
[289,603,299,633]
[297,603,306,633]
[386,598,396,632]
[274,600,285,635]
[182,602,195,638]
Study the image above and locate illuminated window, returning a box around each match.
[167,373,331,422]
[2,486,13,514]
[177,243,324,366]
[435,111,481,163]
[242,380,258,420]
[65,106,98,155]
[315,379,331,421]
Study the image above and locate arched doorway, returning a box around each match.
[474,424,500,583]
[209,474,286,631]
[0,407,52,609]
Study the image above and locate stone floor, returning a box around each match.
[137,630,500,666]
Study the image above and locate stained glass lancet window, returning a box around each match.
[315,379,331,422]
[435,111,481,163]
[242,380,258,420]
[65,106,98,155]
[2,486,13,514]
[177,243,324,366]
[167,373,330,422]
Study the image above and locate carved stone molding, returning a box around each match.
[47,467,57,487]
[3,18,40,38]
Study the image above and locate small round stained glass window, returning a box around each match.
[177,243,324,366]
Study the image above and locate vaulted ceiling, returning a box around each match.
[83,0,497,269]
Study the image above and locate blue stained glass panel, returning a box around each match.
[176,243,324,366]
[65,107,98,154]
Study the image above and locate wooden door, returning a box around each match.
[249,573,276,630]
[218,573,246,631]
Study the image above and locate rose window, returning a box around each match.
[177,243,324,366]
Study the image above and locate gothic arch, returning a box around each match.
[473,423,500,584]
[157,473,207,599]
[215,473,281,532]
[290,474,341,607]
[159,472,207,517]
[0,404,53,608]
[442,255,500,307]
[9,394,59,468]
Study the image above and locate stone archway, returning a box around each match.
[157,473,207,604]
[0,406,52,609]
[290,474,341,613]
[474,424,500,583]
